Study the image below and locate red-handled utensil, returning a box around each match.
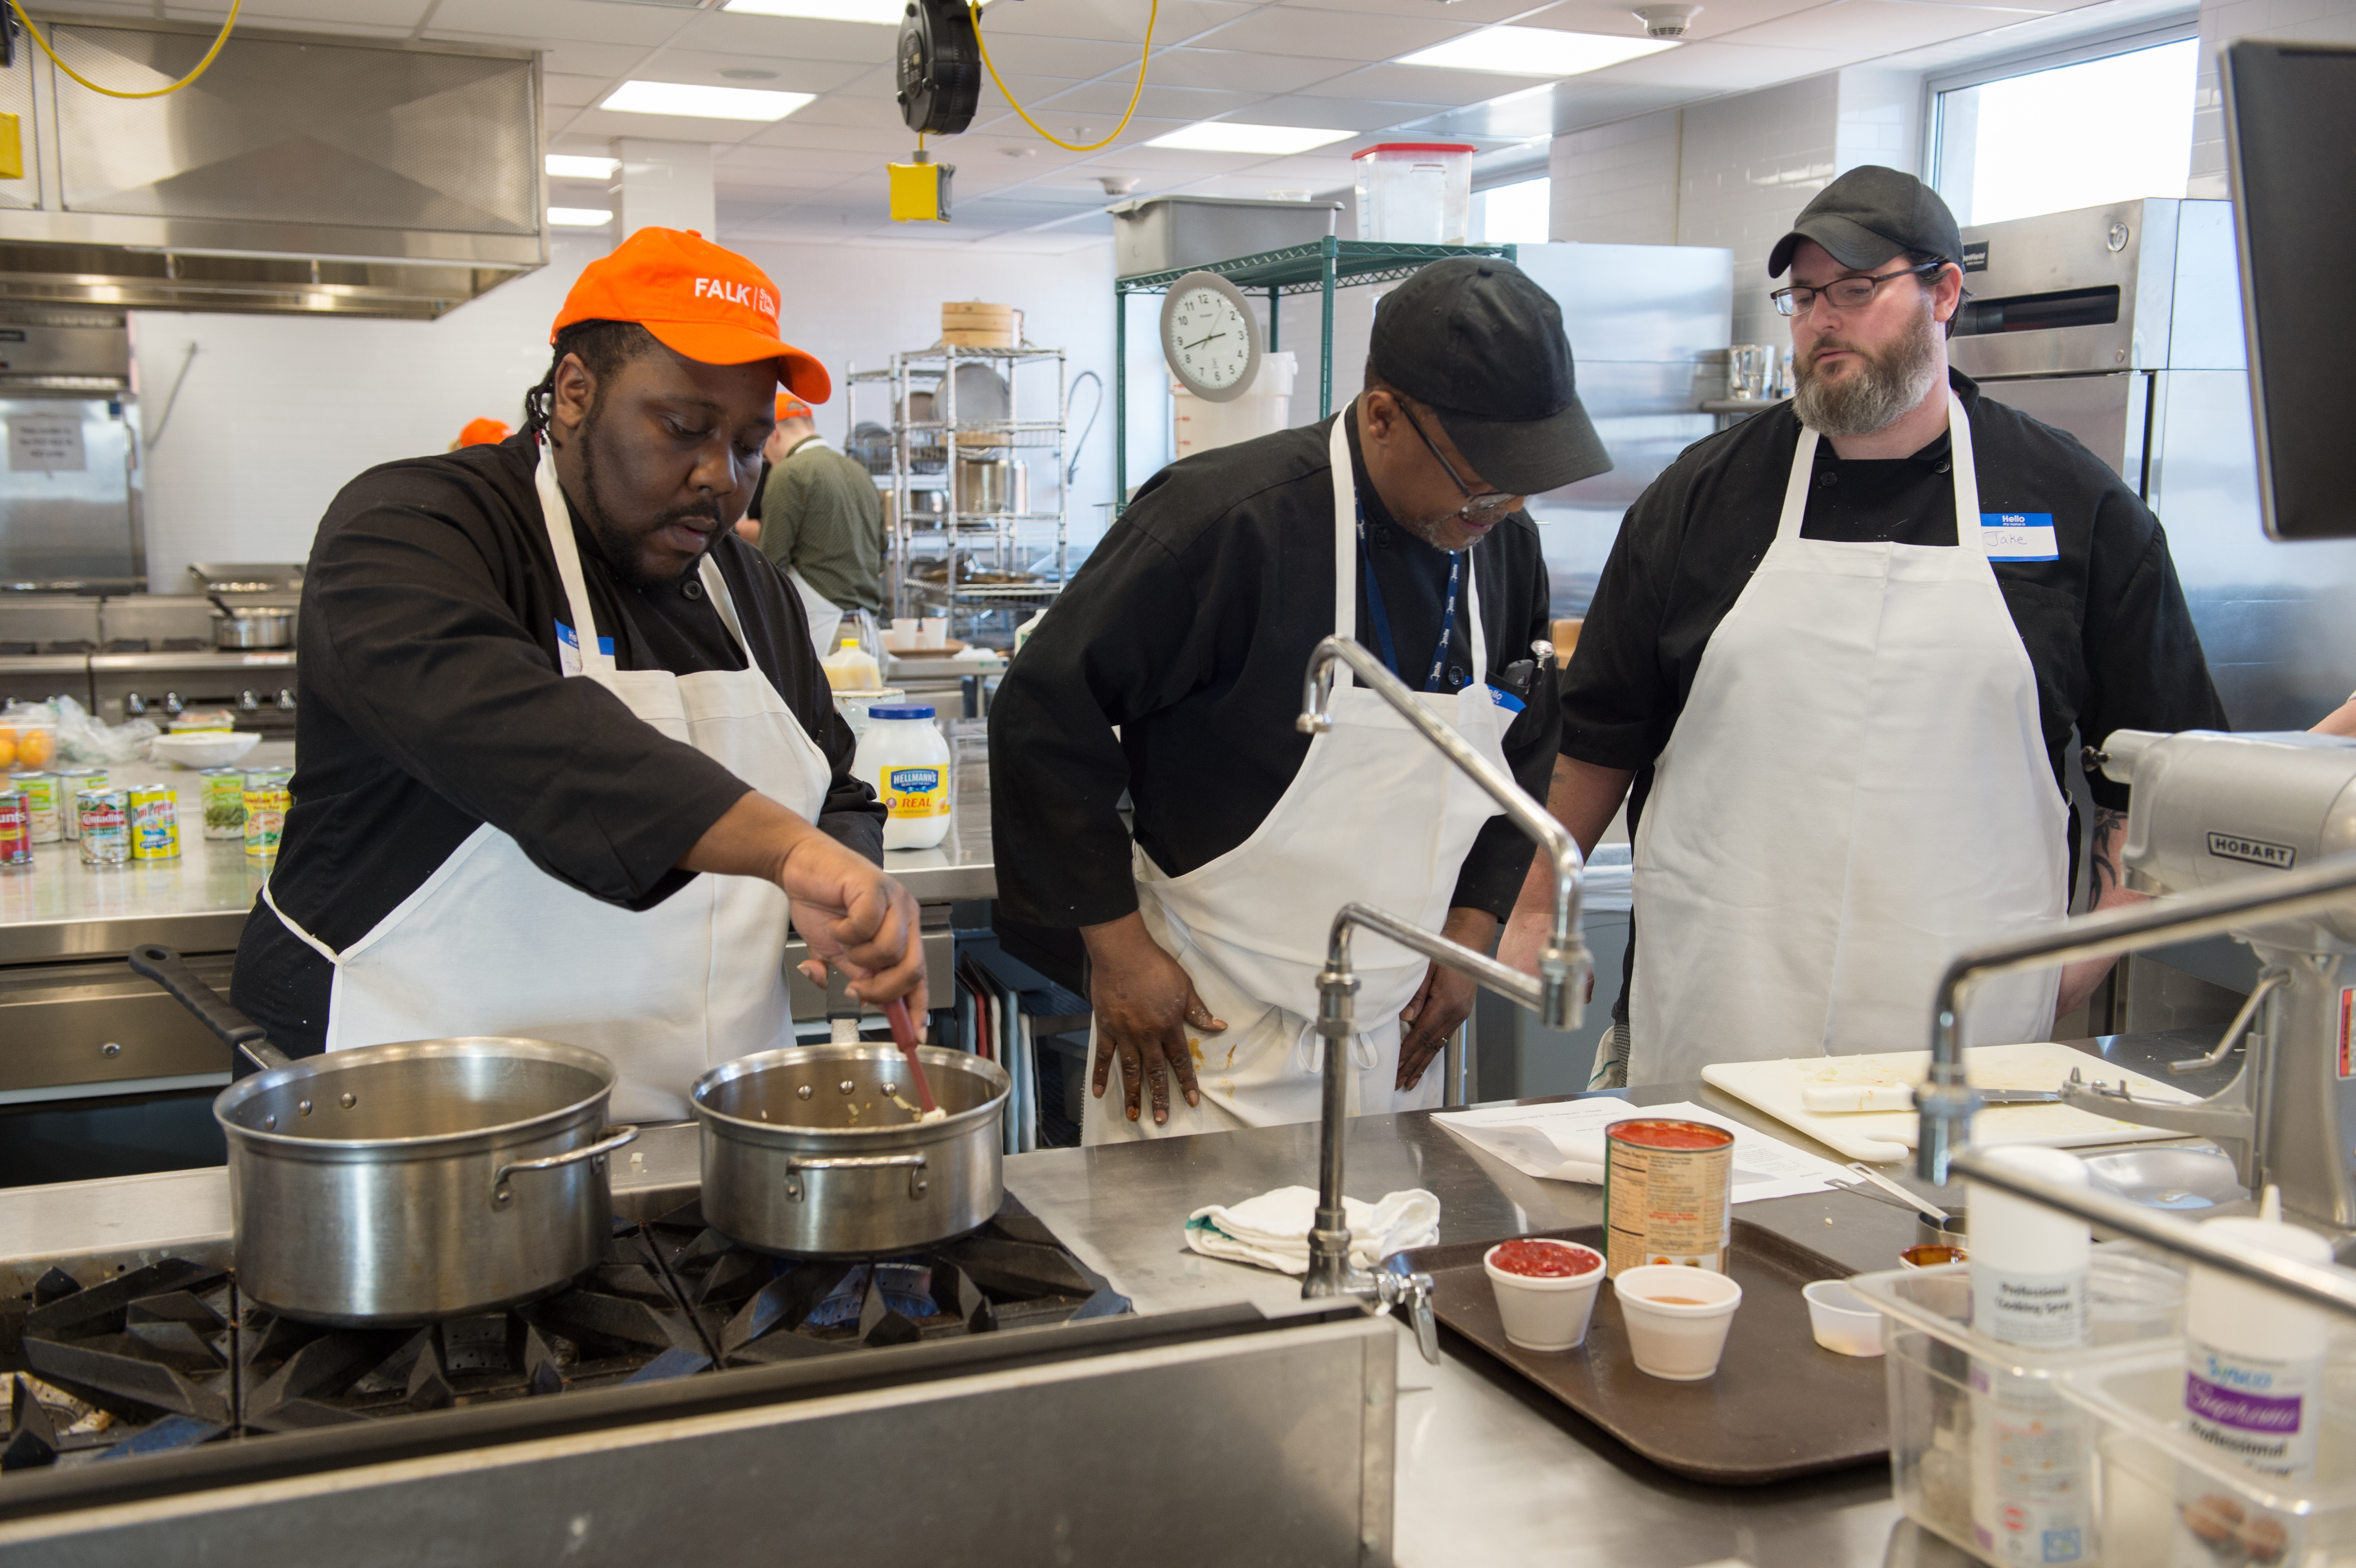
[884,997,942,1120]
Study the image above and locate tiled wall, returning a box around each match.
[1547,109,1681,247]
[2188,0,2356,196]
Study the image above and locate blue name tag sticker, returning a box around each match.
[1982,512,2060,562]
[554,620,615,675]
[1486,684,1526,715]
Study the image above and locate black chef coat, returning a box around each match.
[990,405,1562,931]
[1562,370,2227,1021]
[231,434,886,1058]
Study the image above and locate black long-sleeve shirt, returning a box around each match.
[1562,370,2228,1020]
[990,406,1562,930]
[231,434,885,1057]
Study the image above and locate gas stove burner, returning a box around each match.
[159,639,210,654]
[99,638,149,654]
[1,1196,1125,1471]
[39,640,94,656]
[0,642,33,658]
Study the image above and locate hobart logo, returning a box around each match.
[2207,831,2296,869]
[692,277,777,318]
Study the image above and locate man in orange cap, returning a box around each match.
[746,390,887,655]
[451,416,511,449]
[235,227,925,1121]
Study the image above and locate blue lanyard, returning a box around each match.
[1357,505,1461,693]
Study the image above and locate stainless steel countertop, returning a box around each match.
[0,745,995,965]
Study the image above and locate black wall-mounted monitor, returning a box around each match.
[2223,39,2356,540]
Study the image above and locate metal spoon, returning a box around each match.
[1832,1161,1959,1226]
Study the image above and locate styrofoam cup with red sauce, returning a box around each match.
[1483,1238,1606,1351]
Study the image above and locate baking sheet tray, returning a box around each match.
[1392,1220,1887,1485]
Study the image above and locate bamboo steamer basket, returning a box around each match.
[941,300,1020,348]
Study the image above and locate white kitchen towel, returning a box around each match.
[1183,1186,1440,1276]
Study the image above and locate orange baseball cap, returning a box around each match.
[775,394,814,420]
[458,417,511,447]
[551,227,831,403]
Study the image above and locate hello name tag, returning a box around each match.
[555,619,614,676]
[1981,512,2059,562]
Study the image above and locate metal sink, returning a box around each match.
[2082,1146,2247,1211]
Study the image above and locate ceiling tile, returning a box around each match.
[1594,35,1853,84]
[971,34,1147,77]
[1189,5,1473,60]
[618,52,879,93]
[426,0,683,46]
[1243,92,1468,130]
[1718,0,2054,52]
[1280,0,1552,19]
[204,1,414,38]
[1301,61,1551,103]
[434,35,646,78]
[1521,0,1836,39]
[1141,46,1353,93]
[978,0,1255,45]
[670,10,918,65]
[1011,81,1270,118]
[543,72,611,109]
[562,106,813,142]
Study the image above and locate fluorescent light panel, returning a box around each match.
[725,0,994,21]
[548,207,615,227]
[1145,122,1353,155]
[545,154,618,180]
[1398,27,1676,76]
[600,81,816,120]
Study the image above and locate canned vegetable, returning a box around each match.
[128,784,181,861]
[54,768,105,840]
[243,767,292,859]
[1603,1118,1735,1277]
[0,789,29,866]
[77,788,128,867]
[13,772,60,842]
[200,766,248,839]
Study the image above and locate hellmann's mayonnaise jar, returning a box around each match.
[853,703,952,850]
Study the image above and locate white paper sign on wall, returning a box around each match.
[9,413,87,473]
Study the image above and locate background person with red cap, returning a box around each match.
[739,392,886,656]
[231,227,925,1122]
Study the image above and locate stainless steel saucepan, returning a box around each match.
[130,945,636,1326]
[208,594,295,650]
[693,1043,1008,1257]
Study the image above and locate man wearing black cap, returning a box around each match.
[1499,165,2225,1087]
[991,257,1605,1140]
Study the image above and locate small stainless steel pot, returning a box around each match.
[130,945,634,1326]
[209,595,295,650]
[693,1043,1009,1258]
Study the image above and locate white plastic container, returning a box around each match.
[1612,1264,1742,1380]
[854,703,952,850]
[1172,352,1297,462]
[1803,1280,1886,1357]
[1482,1239,1605,1351]
[1352,143,1474,245]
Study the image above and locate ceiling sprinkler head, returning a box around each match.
[1634,4,1701,36]
[1099,175,1140,195]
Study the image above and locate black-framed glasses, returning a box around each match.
[1770,258,1950,318]
[1396,402,1519,519]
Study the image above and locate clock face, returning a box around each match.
[1168,286,1254,395]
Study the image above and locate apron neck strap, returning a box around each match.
[534,437,751,675]
[1778,387,1979,555]
[1329,407,1489,689]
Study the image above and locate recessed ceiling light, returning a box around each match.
[1397,26,1676,76]
[600,80,816,120]
[545,154,618,180]
[548,207,615,227]
[725,0,996,21]
[1145,122,1353,155]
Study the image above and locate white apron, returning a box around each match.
[785,566,843,659]
[1626,392,2067,1086]
[266,442,835,1122]
[1085,415,1510,1142]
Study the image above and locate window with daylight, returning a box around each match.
[1473,177,1551,245]
[1932,35,2199,227]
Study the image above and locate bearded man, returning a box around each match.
[1494,165,2226,1088]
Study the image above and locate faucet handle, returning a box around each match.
[1377,1268,1441,1365]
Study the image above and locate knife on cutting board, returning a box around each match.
[1798,1084,2065,1114]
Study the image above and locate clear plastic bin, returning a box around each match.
[1852,1247,2191,1565]
[1352,143,1474,245]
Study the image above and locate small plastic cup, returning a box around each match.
[1483,1239,1605,1351]
[890,617,921,651]
[1614,1264,1743,1381]
[1801,1279,1885,1357]
[918,615,949,649]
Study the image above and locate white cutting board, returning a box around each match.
[1701,1042,2202,1164]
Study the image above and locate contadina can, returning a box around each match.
[128,784,181,860]
[77,788,128,867]
[243,767,292,859]
[200,766,248,839]
[1603,1118,1735,1277]
[54,767,105,840]
[0,789,30,867]
[13,771,60,843]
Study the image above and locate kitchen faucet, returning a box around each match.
[1292,636,1592,1357]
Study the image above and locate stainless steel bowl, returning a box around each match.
[693,1043,1009,1258]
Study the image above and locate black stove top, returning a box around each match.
[2,1196,1124,1473]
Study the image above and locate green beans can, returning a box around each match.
[77,788,128,866]
[54,768,105,840]
[128,784,180,861]
[244,767,292,860]
[200,766,248,839]
[14,772,60,842]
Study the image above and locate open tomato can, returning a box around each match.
[1603,1118,1735,1277]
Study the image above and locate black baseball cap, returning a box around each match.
[1767,165,1964,278]
[1368,256,1610,496]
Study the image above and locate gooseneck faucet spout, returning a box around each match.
[1294,637,1591,1352]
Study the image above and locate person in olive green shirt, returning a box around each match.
[756,393,886,653]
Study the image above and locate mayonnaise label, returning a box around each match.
[881,765,949,818]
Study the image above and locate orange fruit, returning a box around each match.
[15,729,52,769]
[0,734,14,770]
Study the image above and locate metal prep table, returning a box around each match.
[0,1031,2231,1565]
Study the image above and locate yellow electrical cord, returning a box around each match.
[8,0,242,99]
[968,0,1157,153]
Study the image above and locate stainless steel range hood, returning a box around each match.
[0,14,545,320]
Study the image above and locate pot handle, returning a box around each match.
[784,1153,928,1202]
[129,943,292,1074]
[491,1125,640,1207]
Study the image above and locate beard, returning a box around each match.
[1792,301,1942,437]
[575,400,725,591]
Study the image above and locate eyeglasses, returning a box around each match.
[1396,402,1519,519]
[1770,258,1950,318]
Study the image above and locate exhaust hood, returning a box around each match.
[0,15,545,320]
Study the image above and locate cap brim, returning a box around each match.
[1767,216,1905,279]
[643,320,834,403]
[1439,396,1612,496]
